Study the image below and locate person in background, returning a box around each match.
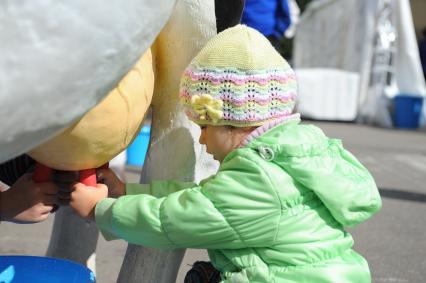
[241,0,292,50]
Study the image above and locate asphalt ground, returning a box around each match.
[1,121,425,283]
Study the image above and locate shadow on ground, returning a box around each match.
[379,188,426,203]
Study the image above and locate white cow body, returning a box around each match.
[0,0,176,162]
[1,0,237,281]
[118,1,219,281]
[36,1,218,282]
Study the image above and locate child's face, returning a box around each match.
[199,125,237,163]
[199,125,254,163]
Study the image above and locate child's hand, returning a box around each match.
[0,173,58,223]
[97,168,125,198]
[70,182,108,221]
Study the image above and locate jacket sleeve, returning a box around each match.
[125,180,197,197]
[95,155,281,249]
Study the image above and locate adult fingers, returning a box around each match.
[20,173,33,182]
[41,205,55,216]
[96,168,117,183]
[33,213,50,223]
[96,168,110,179]
[51,204,60,213]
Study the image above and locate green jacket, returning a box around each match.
[96,120,381,282]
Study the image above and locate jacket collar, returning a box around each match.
[239,113,301,148]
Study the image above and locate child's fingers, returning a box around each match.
[96,183,108,190]
[72,182,90,191]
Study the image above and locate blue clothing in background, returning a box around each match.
[241,0,291,39]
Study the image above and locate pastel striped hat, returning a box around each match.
[179,25,298,127]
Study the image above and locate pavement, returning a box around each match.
[1,121,425,283]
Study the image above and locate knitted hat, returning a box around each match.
[179,25,298,127]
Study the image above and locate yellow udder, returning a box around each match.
[28,49,155,170]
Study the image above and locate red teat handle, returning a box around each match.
[33,163,58,213]
[79,169,97,187]
[75,162,111,186]
[33,163,53,182]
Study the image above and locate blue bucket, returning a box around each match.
[126,125,151,166]
[0,256,95,283]
[393,95,424,129]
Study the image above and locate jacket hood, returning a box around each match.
[245,120,382,227]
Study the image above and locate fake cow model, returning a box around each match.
[0,0,244,282]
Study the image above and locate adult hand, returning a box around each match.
[0,173,58,223]
[97,168,126,198]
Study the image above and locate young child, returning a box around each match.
[70,25,382,282]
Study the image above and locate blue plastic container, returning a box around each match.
[393,95,424,129]
[0,256,95,283]
[126,125,151,166]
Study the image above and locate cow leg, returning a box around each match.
[46,206,99,274]
[116,0,218,281]
[117,117,218,282]
[117,0,245,281]
[118,245,185,283]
